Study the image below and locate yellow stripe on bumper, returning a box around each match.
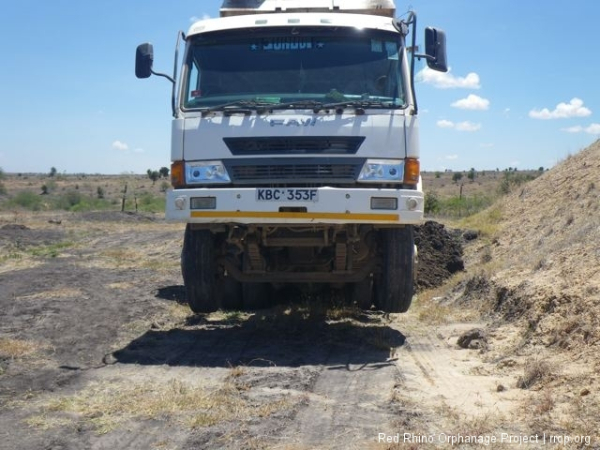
[190,211,399,221]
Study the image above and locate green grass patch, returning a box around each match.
[426,192,497,219]
[1,191,123,212]
[6,191,44,211]
[136,193,165,213]
[29,241,75,258]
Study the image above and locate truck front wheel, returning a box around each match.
[375,227,415,313]
[181,226,219,313]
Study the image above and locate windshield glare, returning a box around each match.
[183,28,406,109]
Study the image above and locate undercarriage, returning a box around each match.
[181,223,415,313]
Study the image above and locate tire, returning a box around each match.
[348,278,373,310]
[181,226,219,313]
[242,282,271,310]
[374,227,415,313]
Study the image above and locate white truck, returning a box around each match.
[135,0,447,313]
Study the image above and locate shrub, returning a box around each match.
[424,191,440,214]
[10,192,43,211]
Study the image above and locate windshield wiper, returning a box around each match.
[200,99,399,115]
[320,100,395,110]
[266,100,324,111]
[200,100,280,115]
[266,99,398,112]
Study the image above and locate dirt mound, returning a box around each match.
[463,139,600,349]
[414,221,465,291]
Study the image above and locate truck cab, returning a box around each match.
[135,0,447,313]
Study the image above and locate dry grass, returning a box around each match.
[0,338,44,359]
[413,271,480,324]
[27,375,292,434]
[516,359,552,389]
[457,205,504,238]
[16,288,84,301]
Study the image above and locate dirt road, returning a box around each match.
[1,212,596,449]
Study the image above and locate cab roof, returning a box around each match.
[187,11,399,38]
[220,0,396,18]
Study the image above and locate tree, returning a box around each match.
[148,170,160,185]
[0,168,6,195]
[467,168,477,182]
[49,167,57,177]
[159,167,170,178]
[452,172,463,183]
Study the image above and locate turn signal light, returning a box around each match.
[404,158,420,185]
[171,161,185,188]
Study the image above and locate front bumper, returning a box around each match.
[166,186,423,225]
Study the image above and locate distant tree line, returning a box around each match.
[147,167,170,184]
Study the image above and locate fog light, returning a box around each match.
[371,197,398,210]
[406,197,419,211]
[190,197,216,210]
[174,197,186,210]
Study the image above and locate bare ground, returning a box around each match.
[1,210,598,449]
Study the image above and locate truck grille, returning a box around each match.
[223,136,364,155]
[225,159,364,185]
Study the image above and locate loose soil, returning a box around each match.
[1,207,598,449]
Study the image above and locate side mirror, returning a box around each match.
[424,27,448,73]
[135,43,154,79]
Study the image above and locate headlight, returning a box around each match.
[357,159,404,183]
[185,161,231,184]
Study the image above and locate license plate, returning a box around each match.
[256,188,318,202]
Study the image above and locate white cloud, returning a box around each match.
[418,67,481,89]
[112,140,129,151]
[436,120,481,132]
[451,94,490,110]
[586,124,600,134]
[133,148,145,154]
[562,126,583,133]
[529,98,592,120]
[436,119,455,129]
[445,154,458,160]
[562,123,600,134]
[455,121,482,132]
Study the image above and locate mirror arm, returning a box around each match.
[150,70,175,84]
[405,11,418,115]
[413,53,435,63]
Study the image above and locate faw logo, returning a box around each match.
[270,118,317,127]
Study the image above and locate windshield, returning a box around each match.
[182,27,407,110]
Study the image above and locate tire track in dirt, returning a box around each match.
[393,318,525,435]
[282,340,401,449]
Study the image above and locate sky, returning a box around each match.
[0,0,599,174]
